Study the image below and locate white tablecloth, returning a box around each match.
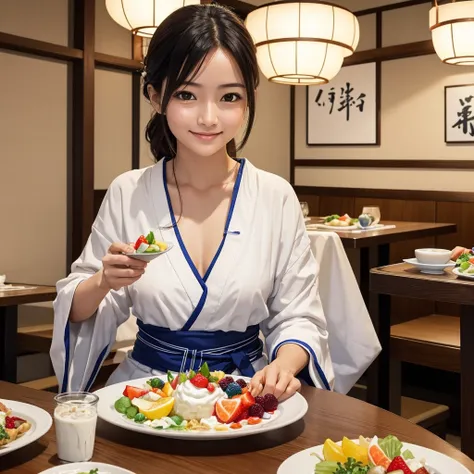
[112,231,381,394]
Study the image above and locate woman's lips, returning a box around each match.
[190,131,222,141]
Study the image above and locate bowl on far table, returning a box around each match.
[415,248,452,265]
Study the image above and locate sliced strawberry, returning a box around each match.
[207,383,215,393]
[387,456,412,474]
[170,376,179,390]
[240,391,256,409]
[122,385,149,399]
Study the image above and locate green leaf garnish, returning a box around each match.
[378,435,403,460]
[199,362,210,378]
[145,231,155,245]
[402,449,415,460]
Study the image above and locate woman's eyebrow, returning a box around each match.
[185,81,245,89]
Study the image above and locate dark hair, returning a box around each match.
[142,4,259,161]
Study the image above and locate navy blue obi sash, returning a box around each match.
[131,321,263,377]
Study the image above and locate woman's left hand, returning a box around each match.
[248,359,301,402]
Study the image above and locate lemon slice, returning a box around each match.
[342,437,369,465]
[323,439,347,463]
[137,397,175,420]
[162,382,173,397]
[131,398,155,411]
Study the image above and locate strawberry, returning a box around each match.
[207,383,215,393]
[414,468,430,474]
[240,391,256,409]
[387,456,412,474]
[190,374,209,389]
[122,385,149,399]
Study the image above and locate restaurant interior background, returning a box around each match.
[1,0,473,447]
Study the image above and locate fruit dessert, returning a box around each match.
[132,231,168,254]
[0,401,32,447]
[455,248,474,274]
[314,434,434,474]
[324,214,359,227]
[113,363,280,432]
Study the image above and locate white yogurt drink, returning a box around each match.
[54,392,99,462]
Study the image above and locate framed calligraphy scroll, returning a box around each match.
[445,84,474,144]
[306,62,380,146]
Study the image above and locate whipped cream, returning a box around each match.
[173,380,225,420]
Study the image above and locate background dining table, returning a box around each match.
[1,381,473,473]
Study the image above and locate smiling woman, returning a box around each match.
[50,4,381,403]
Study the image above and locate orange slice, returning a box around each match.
[215,398,242,424]
[368,440,391,469]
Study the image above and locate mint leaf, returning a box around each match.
[199,362,210,378]
[145,231,155,244]
[167,370,174,383]
[0,425,9,441]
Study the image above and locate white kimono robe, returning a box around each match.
[50,158,361,392]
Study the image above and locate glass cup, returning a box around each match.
[300,201,309,218]
[362,206,381,225]
[54,392,99,462]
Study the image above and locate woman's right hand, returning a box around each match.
[99,242,147,291]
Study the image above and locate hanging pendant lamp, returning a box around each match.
[105,0,201,38]
[430,0,474,66]
[245,1,360,85]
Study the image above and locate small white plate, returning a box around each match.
[277,440,470,474]
[403,258,455,275]
[124,242,173,262]
[39,462,136,474]
[452,267,474,280]
[94,375,308,440]
[0,399,52,457]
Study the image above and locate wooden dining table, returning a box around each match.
[1,381,473,473]
[370,263,474,459]
[0,284,57,383]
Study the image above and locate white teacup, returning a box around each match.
[415,248,452,265]
[0,275,5,285]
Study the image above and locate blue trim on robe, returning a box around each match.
[271,339,331,391]
[61,321,71,393]
[131,321,262,377]
[203,159,245,282]
[85,344,110,391]
[162,157,245,331]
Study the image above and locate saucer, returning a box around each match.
[403,258,455,275]
[124,242,174,261]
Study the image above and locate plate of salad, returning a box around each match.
[277,434,470,474]
[39,463,136,474]
[453,248,474,280]
[124,231,173,262]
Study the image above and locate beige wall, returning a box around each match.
[294,2,474,192]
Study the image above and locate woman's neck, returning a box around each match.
[169,147,238,191]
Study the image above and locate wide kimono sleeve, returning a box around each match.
[50,179,132,392]
[260,184,335,391]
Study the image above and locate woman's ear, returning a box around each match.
[147,84,162,114]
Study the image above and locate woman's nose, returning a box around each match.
[197,102,218,127]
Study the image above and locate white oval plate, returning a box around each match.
[124,242,173,262]
[277,440,470,474]
[0,399,52,457]
[452,267,474,280]
[94,376,308,440]
[403,258,455,275]
[39,462,136,474]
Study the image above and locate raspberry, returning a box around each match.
[254,395,265,407]
[218,376,234,391]
[248,404,264,418]
[190,374,209,389]
[235,378,247,389]
[263,394,278,412]
[225,382,242,398]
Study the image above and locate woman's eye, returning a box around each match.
[174,91,195,101]
[222,93,241,102]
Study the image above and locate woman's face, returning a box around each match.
[158,48,248,158]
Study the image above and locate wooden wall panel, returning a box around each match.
[319,196,355,219]
[296,194,320,218]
